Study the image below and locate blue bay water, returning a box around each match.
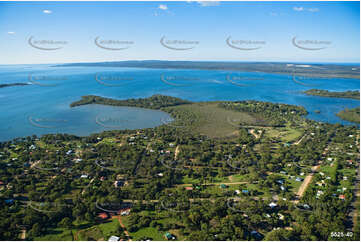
[0,64,359,141]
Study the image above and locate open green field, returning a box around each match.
[163,103,258,138]
[77,219,120,241]
[263,126,303,143]
[120,210,185,241]
[129,226,164,241]
[34,219,121,241]
[34,228,73,241]
[122,216,166,241]
[179,174,237,185]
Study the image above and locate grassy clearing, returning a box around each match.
[98,219,121,240]
[129,227,164,241]
[96,137,119,146]
[121,212,185,240]
[73,219,120,241]
[319,165,334,175]
[230,174,250,182]
[263,126,303,143]
[282,128,303,142]
[77,226,103,241]
[287,178,303,192]
[122,216,165,241]
[163,103,257,138]
[180,176,201,184]
[35,228,73,241]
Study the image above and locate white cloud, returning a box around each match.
[308,8,319,12]
[158,4,168,10]
[197,1,220,7]
[43,9,52,14]
[270,12,278,16]
[7,31,15,35]
[293,7,304,11]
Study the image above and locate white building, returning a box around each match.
[108,236,120,241]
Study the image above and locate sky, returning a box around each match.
[0,1,360,64]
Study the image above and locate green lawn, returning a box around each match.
[96,137,119,145]
[264,126,303,143]
[34,228,73,241]
[179,174,237,185]
[129,227,165,241]
[77,226,103,241]
[73,219,121,241]
[122,216,165,241]
[281,128,303,142]
[98,219,122,240]
[229,174,249,182]
[179,176,201,184]
[287,178,303,192]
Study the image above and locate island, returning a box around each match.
[304,89,360,100]
[0,83,29,89]
[70,94,191,109]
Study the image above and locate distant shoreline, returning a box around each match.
[303,89,360,100]
[0,83,29,89]
[54,60,360,79]
[1,60,359,66]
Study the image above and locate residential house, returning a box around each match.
[295,177,303,182]
[98,212,109,220]
[269,202,277,208]
[242,189,249,194]
[108,236,120,241]
[120,208,131,216]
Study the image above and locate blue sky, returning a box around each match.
[0,1,359,64]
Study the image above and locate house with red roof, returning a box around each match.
[97,212,109,220]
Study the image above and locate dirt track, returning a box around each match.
[174,145,180,160]
[249,129,261,139]
[295,165,320,199]
[20,229,26,240]
[112,215,132,241]
[293,134,306,145]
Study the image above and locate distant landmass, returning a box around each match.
[70,94,191,109]
[0,83,29,89]
[54,60,360,79]
[304,89,360,100]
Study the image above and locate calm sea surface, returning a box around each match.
[0,64,359,141]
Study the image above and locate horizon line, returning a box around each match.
[1,60,360,66]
